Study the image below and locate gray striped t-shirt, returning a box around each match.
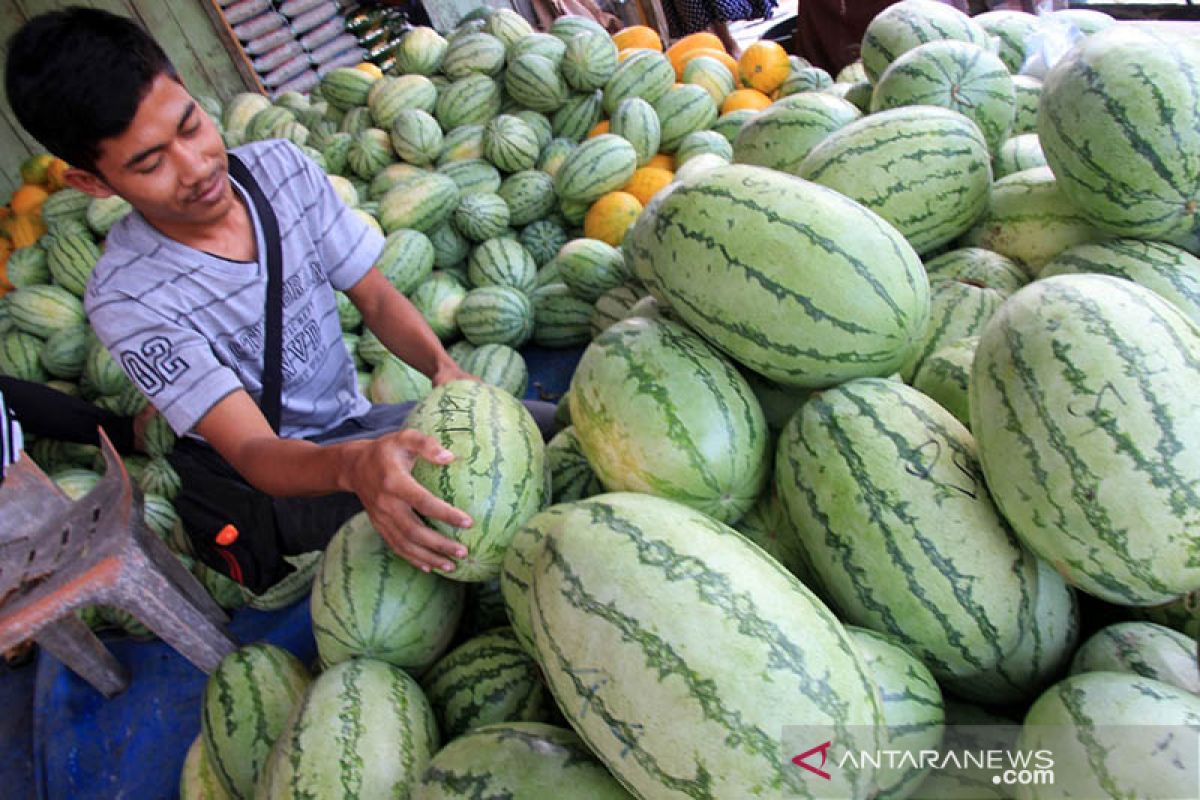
[84,140,383,438]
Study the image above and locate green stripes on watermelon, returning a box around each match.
[732,92,861,175]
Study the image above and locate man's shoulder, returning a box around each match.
[231,139,313,188]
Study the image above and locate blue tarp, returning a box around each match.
[1,344,584,800]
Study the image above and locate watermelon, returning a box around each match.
[1051,8,1116,35]
[899,276,1007,381]
[531,283,592,347]
[52,468,101,500]
[682,55,736,107]
[924,246,1028,296]
[608,97,660,167]
[777,66,833,97]
[588,283,643,338]
[407,380,547,581]
[4,246,49,289]
[602,50,675,114]
[975,9,1041,74]
[340,107,374,139]
[550,14,608,43]
[551,90,604,143]
[570,316,769,523]
[710,109,757,144]
[537,138,578,178]
[507,32,567,68]
[435,75,502,131]
[971,274,1200,605]
[871,40,1015,155]
[459,343,528,398]
[498,505,573,655]
[257,658,438,800]
[45,230,100,298]
[454,193,510,242]
[528,492,885,799]
[1011,74,1041,135]
[7,284,86,339]
[320,67,376,111]
[839,80,874,113]
[178,735,231,800]
[246,106,295,143]
[561,32,618,93]
[419,627,553,741]
[1016,672,1200,799]
[521,220,568,267]
[411,271,468,340]
[379,172,460,234]
[456,285,535,347]
[775,378,1038,682]
[310,512,463,670]
[428,223,470,272]
[138,456,180,500]
[347,128,394,180]
[222,92,271,137]
[545,425,603,503]
[85,195,132,238]
[41,187,92,229]
[395,27,448,76]
[731,482,812,584]
[84,340,130,396]
[335,291,362,331]
[389,109,443,167]
[497,170,556,227]
[626,164,929,388]
[377,228,436,294]
[1038,26,1200,248]
[1070,621,1199,695]
[554,237,629,302]
[911,335,978,429]
[732,92,861,175]
[201,643,311,799]
[909,702,1019,799]
[320,132,354,177]
[1126,594,1200,641]
[961,166,1102,276]
[505,54,569,114]
[847,627,945,799]
[798,106,991,256]
[437,124,486,165]
[994,133,1046,179]
[467,237,537,292]
[860,0,991,83]
[411,723,630,799]
[554,134,637,205]
[512,110,552,151]
[438,158,503,197]
[442,32,506,81]
[1038,238,1200,325]
[2,329,47,382]
[653,85,718,154]
[368,356,433,405]
[483,114,541,173]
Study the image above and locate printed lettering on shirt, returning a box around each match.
[121,336,189,396]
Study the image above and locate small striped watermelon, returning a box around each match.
[459,343,528,397]
[407,380,547,581]
[911,335,978,429]
[570,316,769,523]
[389,109,443,167]
[731,482,812,584]
[45,230,100,298]
[554,134,638,204]
[320,67,377,111]
[653,84,718,154]
[456,285,535,347]
[994,132,1046,179]
[411,271,468,340]
[602,49,675,115]
[435,75,502,131]
[257,658,438,800]
[437,124,486,165]
[347,128,394,180]
[512,110,552,151]
[971,274,1200,605]
[395,27,448,76]
[561,32,618,93]
[368,356,433,405]
[520,219,569,266]
[975,9,1041,74]
[710,108,758,143]
[7,284,86,339]
[419,627,554,741]
[608,97,660,166]
[499,504,574,655]
[1011,74,1042,135]
[545,425,604,502]
[682,55,735,107]
[551,90,604,143]
[438,158,502,197]
[536,138,577,178]
[505,54,569,114]
[531,283,592,347]
[377,229,435,294]
[379,172,460,234]
[178,735,231,800]
[674,130,731,167]
[497,170,556,227]
[554,237,629,302]
[4,246,49,289]
[589,283,644,338]
[310,511,464,670]
[201,644,311,799]
[467,237,537,293]
[924,246,1029,296]
[454,193,510,242]
[482,114,541,173]
[899,276,1007,381]
[507,32,567,69]
[442,32,506,81]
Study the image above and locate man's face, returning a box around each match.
[85,73,231,229]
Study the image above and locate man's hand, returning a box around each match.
[342,428,473,573]
[432,360,479,387]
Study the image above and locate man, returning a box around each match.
[6,8,548,590]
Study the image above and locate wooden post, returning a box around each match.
[199,0,266,95]
[637,0,671,44]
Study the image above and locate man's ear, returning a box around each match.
[63,167,116,199]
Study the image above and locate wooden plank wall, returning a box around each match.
[0,0,256,195]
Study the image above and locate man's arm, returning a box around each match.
[194,389,471,572]
[346,267,474,385]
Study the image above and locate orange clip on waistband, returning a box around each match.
[215,524,239,546]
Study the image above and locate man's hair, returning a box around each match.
[6,7,177,175]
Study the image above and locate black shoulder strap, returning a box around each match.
[226,153,283,434]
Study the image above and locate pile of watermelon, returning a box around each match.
[4,1,1200,797]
